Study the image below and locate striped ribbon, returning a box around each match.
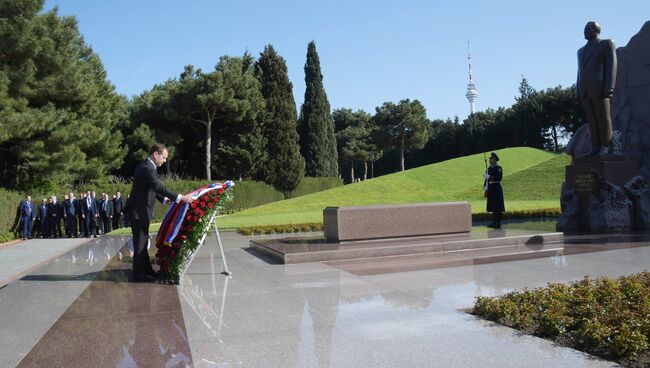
[156,181,235,248]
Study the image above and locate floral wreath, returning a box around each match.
[155,181,234,283]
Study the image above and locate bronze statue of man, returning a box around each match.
[577,21,617,156]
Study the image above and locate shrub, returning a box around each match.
[284,177,343,198]
[472,273,650,365]
[237,222,323,235]
[0,232,19,243]
[472,208,561,221]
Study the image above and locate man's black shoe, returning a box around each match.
[132,275,157,283]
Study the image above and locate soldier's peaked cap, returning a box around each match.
[489,152,500,161]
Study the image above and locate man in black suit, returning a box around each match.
[577,21,617,155]
[91,191,101,234]
[36,198,48,238]
[127,143,193,282]
[65,192,78,237]
[112,191,125,230]
[47,195,63,238]
[99,193,113,234]
[81,190,98,238]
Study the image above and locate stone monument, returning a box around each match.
[559,21,650,232]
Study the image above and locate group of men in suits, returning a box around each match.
[18,190,128,240]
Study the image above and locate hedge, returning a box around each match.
[472,273,650,367]
[238,222,324,235]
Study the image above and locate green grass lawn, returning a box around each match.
[108,147,568,232]
[217,147,568,228]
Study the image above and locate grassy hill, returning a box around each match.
[217,147,569,229]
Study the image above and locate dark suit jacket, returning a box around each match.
[577,38,616,99]
[113,197,125,215]
[99,199,113,218]
[21,201,35,220]
[81,196,98,217]
[63,199,76,217]
[37,204,47,221]
[127,159,179,221]
[47,201,63,220]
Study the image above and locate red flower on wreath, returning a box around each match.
[155,182,234,279]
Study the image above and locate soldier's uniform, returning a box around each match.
[485,152,505,228]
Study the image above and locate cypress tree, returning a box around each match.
[254,45,304,192]
[298,41,338,177]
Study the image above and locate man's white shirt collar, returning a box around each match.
[147,157,156,169]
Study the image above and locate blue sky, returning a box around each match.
[44,0,648,121]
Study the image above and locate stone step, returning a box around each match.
[249,229,564,264]
[323,241,566,276]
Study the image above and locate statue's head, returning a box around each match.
[584,21,601,40]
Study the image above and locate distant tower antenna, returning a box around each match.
[465,40,478,114]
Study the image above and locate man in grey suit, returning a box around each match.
[127,143,193,282]
[577,21,617,156]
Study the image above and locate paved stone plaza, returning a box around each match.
[2,230,648,367]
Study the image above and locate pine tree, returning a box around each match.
[254,45,304,192]
[298,41,338,177]
[372,99,429,172]
[0,2,128,186]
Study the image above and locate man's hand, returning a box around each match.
[180,194,194,204]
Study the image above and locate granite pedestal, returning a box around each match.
[565,156,637,229]
[323,202,471,242]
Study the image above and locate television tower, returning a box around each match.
[465,40,478,114]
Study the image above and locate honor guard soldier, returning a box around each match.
[484,152,505,228]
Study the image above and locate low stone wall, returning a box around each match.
[323,202,471,242]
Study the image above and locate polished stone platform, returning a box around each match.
[326,231,650,276]
[5,229,650,367]
[250,228,564,264]
[0,237,92,287]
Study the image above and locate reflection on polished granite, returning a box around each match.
[4,230,650,367]
[2,235,192,368]
[0,237,92,287]
[253,228,559,253]
[177,231,650,367]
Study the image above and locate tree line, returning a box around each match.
[0,1,584,192]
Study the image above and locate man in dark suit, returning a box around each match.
[99,193,113,234]
[47,195,63,238]
[81,190,98,238]
[36,198,48,238]
[78,192,87,237]
[64,191,78,237]
[112,191,125,230]
[20,195,36,240]
[127,143,193,282]
[577,21,617,156]
[91,191,101,234]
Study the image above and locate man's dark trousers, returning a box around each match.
[131,218,154,277]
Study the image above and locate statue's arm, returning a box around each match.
[603,39,617,96]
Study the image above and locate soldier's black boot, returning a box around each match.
[494,213,502,229]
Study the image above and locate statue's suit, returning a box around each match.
[577,38,617,150]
